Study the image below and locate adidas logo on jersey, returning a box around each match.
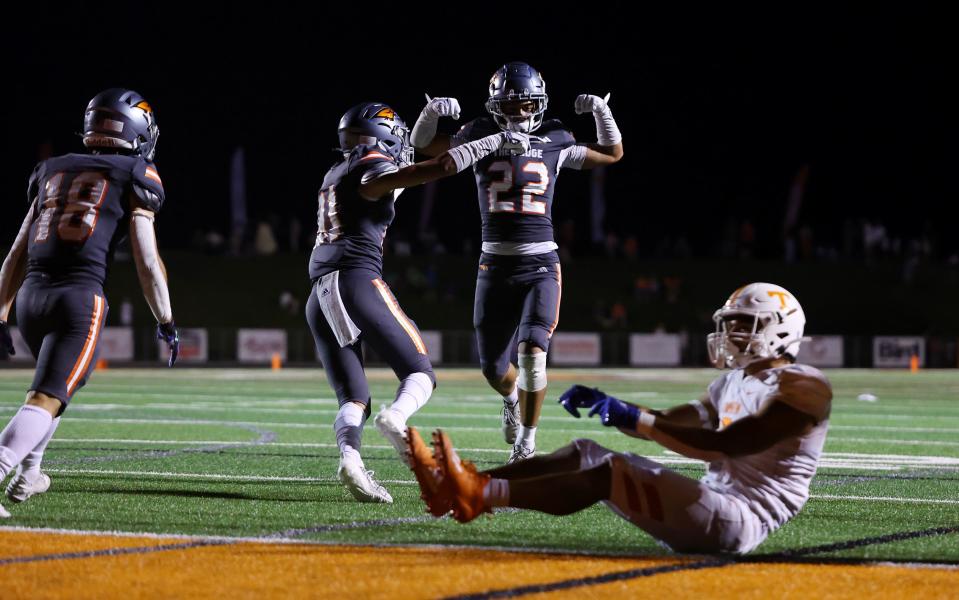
[537,266,549,273]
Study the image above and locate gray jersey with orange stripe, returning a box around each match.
[26,153,165,286]
[309,145,401,280]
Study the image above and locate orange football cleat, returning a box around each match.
[431,429,492,523]
[406,426,451,517]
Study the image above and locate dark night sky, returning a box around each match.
[2,3,952,257]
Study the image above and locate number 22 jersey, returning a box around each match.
[451,117,581,248]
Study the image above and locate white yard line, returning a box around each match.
[34,467,959,504]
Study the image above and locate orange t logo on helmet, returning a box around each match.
[767,291,790,309]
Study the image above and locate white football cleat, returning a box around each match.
[337,453,393,504]
[6,470,51,503]
[0,502,10,518]
[507,444,534,464]
[375,406,410,467]
[501,398,520,445]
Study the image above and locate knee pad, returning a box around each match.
[516,352,547,392]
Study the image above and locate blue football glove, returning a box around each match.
[157,320,179,367]
[558,384,609,418]
[0,320,14,356]
[587,395,640,429]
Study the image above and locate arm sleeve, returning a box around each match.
[130,210,173,323]
[558,145,588,170]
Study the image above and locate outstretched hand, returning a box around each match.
[558,384,608,418]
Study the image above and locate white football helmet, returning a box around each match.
[706,282,806,369]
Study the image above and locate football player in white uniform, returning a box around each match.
[408,283,832,554]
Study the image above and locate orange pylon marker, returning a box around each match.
[909,354,920,373]
[271,353,282,371]
[94,358,109,371]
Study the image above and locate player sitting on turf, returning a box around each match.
[0,89,179,518]
[410,62,624,463]
[407,283,832,554]
[306,102,531,503]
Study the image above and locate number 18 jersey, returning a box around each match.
[452,117,579,245]
[25,153,165,286]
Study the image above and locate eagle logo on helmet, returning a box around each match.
[373,107,396,120]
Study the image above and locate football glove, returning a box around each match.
[423,94,461,120]
[574,93,611,115]
[157,320,179,368]
[558,384,608,418]
[587,394,640,429]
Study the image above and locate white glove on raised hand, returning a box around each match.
[423,94,461,120]
[574,93,611,115]
[500,131,531,155]
[575,93,621,146]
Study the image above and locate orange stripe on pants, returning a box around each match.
[371,279,427,355]
[66,295,104,396]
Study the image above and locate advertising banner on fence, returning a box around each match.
[158,328,208,364]
[796,335,844,368]
[550,332,601,366]
[421,331,442,365]
[98,327,135,361]
[873,336,925,368]
[238,329,288,363]
[629,334,682,366]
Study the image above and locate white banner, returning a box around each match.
[421,330,442,365]
[98,327,134,361]
[550,332,601,366]
[796,335,844,368]
[158,328,208,363]
[7,328,33,363]
[629,333,682,366]
[873,336,925,368]
[238,329,287,363]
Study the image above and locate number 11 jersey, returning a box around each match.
[25,153,165,286]
[451,117,579,246]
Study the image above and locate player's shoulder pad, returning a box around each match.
[774,364,832,422]
[347,143,397,171]
[131,158,165,212]
[538,119,576,145]
[456,117,497,141]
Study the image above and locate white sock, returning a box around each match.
[483,478,510,508]
[20,416,61,478]
[0,406,54,479]
[389,372,433,421]
[334,403,366,458]
[503,386,518,406]
[517,425,536,448]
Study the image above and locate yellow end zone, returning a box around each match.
[1,530,956,599]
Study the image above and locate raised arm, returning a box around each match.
[358,131,530,200]
[573,94,624,169]
[410,95,461,157]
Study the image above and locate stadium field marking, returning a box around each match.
[39,467,959,502]
[0,516,437,566]
[45,437,959,469]
[440,525,959,599]
[49,436,959,450]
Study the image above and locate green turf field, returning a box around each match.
[0,368,957,563]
